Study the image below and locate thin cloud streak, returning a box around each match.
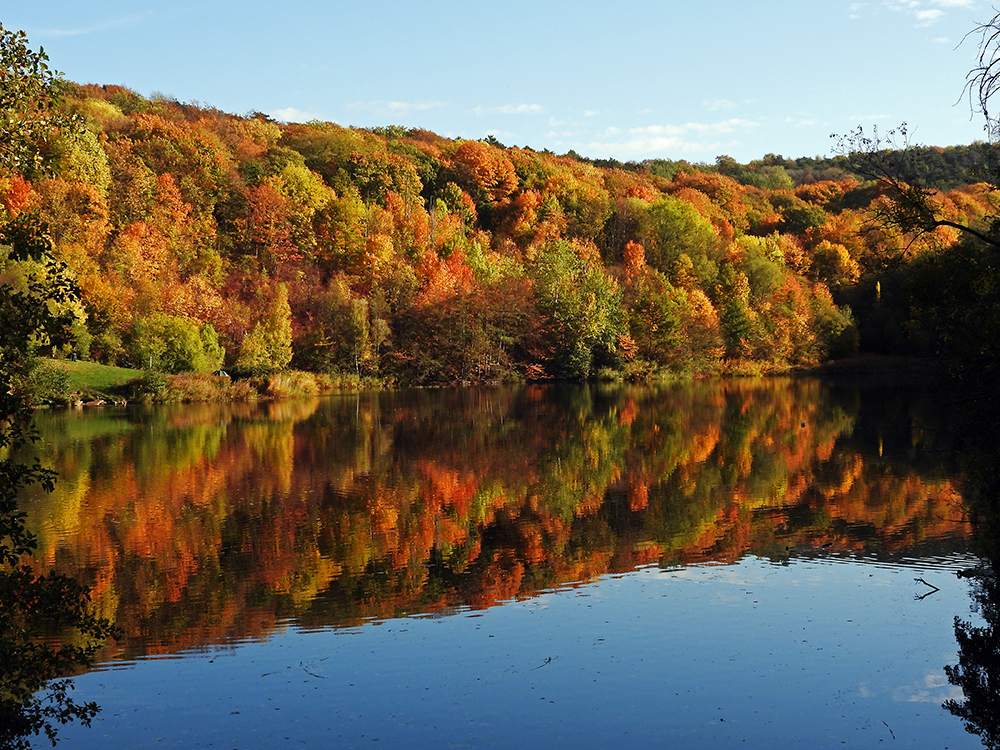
[36,13,153,37]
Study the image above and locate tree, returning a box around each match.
[1,215,115,749]
[830,15,1000,375]
[237,183,300,271]
[1,28,115,747]
[830,123,996,259]
[944,570,1000,749]
[235,282,293,374]
[450,140,517,206]
[624,267,686,367]
[645,195,719,286]
[964,12,1000,143]
[941,397,1000,749]
[128,314,224,373]
[528,240,627,378]
[0,24,76,177]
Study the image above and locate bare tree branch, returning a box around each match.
[964,10,1000,141]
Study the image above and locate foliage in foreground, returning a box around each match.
[0,234,117,748]
[0,22,116,748]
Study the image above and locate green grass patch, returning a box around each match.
[40,360,388,404]
[44,359,144,398]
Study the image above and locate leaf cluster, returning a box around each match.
[0,23,78,178]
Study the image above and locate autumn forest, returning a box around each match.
[8,75,1000,387]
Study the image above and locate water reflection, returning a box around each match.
[21,378,970,664]
[941,392,1000,748]
[945,567,1000,747]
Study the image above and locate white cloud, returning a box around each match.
[581,118,759,157]
[485,128,515,141]
[635,119,758,137]
[705,99,738,111]
[473,104,543,116]
[882,1,918,12]
[270,107,324,123]
[891,671,965,704]
[347,100,449,116]
[915,9,945,25]
[879,0,970,25]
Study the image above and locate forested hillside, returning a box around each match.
[6,79,1000,384]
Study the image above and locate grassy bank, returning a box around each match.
[38,359,387,405]
[39,359,143,401]
[43,356,931,407]
[145,370,384,403]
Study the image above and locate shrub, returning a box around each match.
[131,370,168,401]
[27,360,71,404]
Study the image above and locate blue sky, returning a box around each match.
[8,1,995,163]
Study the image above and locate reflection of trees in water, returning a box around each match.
[20,379,971,659]
[944,570,1000,750]
[942,393,1000,749]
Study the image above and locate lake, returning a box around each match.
[18,378,990,748]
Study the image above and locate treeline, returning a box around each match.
[5,84,999,384]
[752,143,994,192]
[572,143,994,193]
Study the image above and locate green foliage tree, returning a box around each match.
[645,195,719,285]
[1,208,115,749]
[292,276,374,374]
[236,282,293,374]
[716,262,757,357]
[528,241,627,378]
[50,128,111,196]
[0,239,90,361]
[128,314,224,373]
[0,23,77,177]
[776,199,827,235]
[625,268,686,367]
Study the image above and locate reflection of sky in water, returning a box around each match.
[60,555,982,749]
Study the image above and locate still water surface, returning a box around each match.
[22,378,985,748]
